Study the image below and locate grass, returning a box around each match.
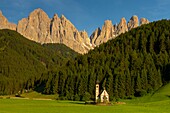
[0,99,170,113]
[20,91,58,100]
[1,83,170,113]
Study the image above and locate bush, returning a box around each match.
[135,89,147,97]
[116,98,120,102]
[59,96,66,100]
[6,97,10,99]
[82,92,91,101]
[74,94,80,101]
[84,92,91,101]
[125,96,134,99]
[54,94,59,100]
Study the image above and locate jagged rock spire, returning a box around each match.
[0,9,149,54]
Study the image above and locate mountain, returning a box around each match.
[0,29,78,95]
[90,15,149,46]
[0,9,149,54]
[39,19,170,100]
[0,11,16,30]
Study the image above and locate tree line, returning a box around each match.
[1,20,170,101]
[38,19,170,101]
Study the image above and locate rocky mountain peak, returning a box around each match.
[90,20,115,45]
[61,15,67,20]
[116,17,128,35]
[90,15,149,46]
[53,14,59,19]
[127,15,139,30]
[140,18,149,25]
[0,10,16,30]
[103,20,113,27]
[90,28,101,47]
[17,8,51,43]
[0,9,149,54]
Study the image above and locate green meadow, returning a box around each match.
[0,98,170,113]
[1,83,170,113]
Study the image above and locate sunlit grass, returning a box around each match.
[1,83,170,113]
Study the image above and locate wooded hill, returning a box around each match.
[0,29,78,95]
[1,19,170,102]
[39,19,170,101]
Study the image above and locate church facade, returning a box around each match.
[95,83,109,103]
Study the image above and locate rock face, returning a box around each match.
[0,11,16,30]
[17,9,92,54]
[0,9,149,54]
[116,17,128,35]
[127,15,139,30]
[90,20,115,46]
[17,9,51,43]
[140,18,149,25]
[90,28,101,47]
[90,15,149,46]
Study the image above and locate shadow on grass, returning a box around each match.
[166,95,170,98]
[68,101,85,105]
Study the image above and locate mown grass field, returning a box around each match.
[1,83,170,113]
[0,99,170,113]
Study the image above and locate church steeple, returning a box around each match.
[95,80,100,102]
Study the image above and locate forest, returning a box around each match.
[1,19,170,101]
[0,29,77,95]
[39,19,170,101]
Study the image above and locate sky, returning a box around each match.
[0,0,170,35]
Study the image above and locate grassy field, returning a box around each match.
[1,84,170,113]
[0,99,170,113]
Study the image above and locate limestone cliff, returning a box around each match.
[90,15,149,46]
[0,11,16,30]
[127,15,139,30]
[17,8,51,43]
[16,9,92,54]
[116,17,128,35]
[140,18,149,25]
[90,20,115,46]
[0,9,149,54]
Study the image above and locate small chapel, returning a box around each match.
[95,81,109,103]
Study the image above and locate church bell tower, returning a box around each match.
[95,81,99,102]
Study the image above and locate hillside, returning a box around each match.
[149,83,170,102]
[39,19,170,101]
[0,29,78,95]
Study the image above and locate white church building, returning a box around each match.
[95,82,109,103]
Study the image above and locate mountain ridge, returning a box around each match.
[0,8,149,53]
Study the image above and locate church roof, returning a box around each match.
[100,89,109,96]
[96,80,100,84]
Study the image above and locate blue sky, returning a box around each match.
[0,0,170,35]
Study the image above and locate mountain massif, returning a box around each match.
[0,8,149,54]
[0,19,170,100]
[39,19,170,100]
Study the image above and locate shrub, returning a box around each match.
[74,94,80,101]
[135,89,147,97]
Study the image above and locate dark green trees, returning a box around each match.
[0,29,78,95]
[1,19,170,101]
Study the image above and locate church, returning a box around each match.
[95,82,109,103]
